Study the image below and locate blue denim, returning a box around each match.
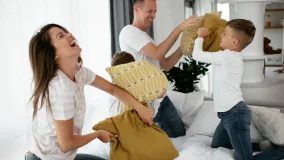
[153,95,185,138]
[25,152,106,160]
[211,101,253,160]
[254,148,284,160]
[74,153,106,160]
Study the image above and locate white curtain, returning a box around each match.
[0,0,111,158]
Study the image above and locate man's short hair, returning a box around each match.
[133,0,156,7]
[133,0,145,6]
[226,19,256,50]
[111,51,135,66]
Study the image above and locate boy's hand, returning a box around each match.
[197,27,210,38]
[136,105,153,125]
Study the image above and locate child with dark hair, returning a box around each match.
[111,51,135,67]
[192,19,256,160]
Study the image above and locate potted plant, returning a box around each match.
[163,56,210,93]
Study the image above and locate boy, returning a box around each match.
[192,19,256,160]
[109,51,165,119]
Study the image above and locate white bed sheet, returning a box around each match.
[81,134,265,160]
[173,135,234,160]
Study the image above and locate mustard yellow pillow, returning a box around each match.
[180,11,222,56]
[202,13,227,52]
[93,110,179,160]
[106,60,168,112]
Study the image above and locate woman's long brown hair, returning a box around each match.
[29,24,62,120]
[29,24,82,120]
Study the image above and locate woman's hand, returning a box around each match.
[177,15,200,32]
[158,90,167,98]
[97,130,116,143]
[136,105,153,125]
[197,27,210,38]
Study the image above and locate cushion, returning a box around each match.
[180,11,222,56]
[167,90,205,130]
[250,106,284,147]
[106,60,168,112]
[187,101,266,143]
[92,110,179,160]
[202,13,227,52]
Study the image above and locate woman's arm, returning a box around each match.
[54,118,114,153]
[90,75,153,125]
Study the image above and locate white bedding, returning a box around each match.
[86,135,235,160]
[173,135,234,160]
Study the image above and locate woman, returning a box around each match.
[26,24,153,160]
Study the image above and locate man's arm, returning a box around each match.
[140,15,198,70]
[159,47,182,71]
[140,27,181,61]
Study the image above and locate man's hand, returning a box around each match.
[177,15,200,32]
[197,27,210,38]
[136,105,153,125]
[97,130,116,143]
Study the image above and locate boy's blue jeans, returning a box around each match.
[254,148,284,160]
[153,95,186,138]
[25,153,106,160]
[211,101,253,160]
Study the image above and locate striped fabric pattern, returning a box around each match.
[106,60,168,113]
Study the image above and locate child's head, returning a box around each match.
[220,19,255,52]
[111,51,135,66]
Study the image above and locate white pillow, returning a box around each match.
[187,101,266,143]
[250,106,284,147]
[167,91,205,130]
[186,101,220,137]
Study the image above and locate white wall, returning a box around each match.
[194,0,214,16]
[154,0,185,58]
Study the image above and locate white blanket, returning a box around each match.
[173,135,234,160]
[83,135,235,160]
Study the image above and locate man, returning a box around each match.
[119,0,198,137]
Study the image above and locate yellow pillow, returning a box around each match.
[106,60,168,112]
[202,13,227,52]
[180,11,222,56]
[92,110,179,160]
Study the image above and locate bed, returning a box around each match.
[79,90,284,160]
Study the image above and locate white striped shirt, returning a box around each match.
[29,67,96,160]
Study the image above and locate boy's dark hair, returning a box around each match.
[111,51,135,66]
[226,19,256,50]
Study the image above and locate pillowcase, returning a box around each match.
[202,13,227,52]
[106,60,168,112]
[92,110,179,160]
[250,106,284,147]
[187,101,266,143]
[167,90,205,130]
[180,11,222,56]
